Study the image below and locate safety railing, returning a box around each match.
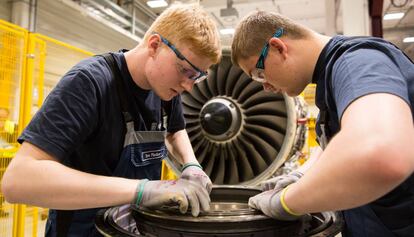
[0,19,94,237]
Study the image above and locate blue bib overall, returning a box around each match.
[45,53,167,236]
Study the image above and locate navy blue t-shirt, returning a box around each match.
[18,51,185,175]
[313,36,414,236]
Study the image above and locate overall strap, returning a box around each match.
[54,53,134,236]
[102,53,133,122]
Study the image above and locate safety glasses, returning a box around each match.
[251,28,284,83]
[155,33,209,84]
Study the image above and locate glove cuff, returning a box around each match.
[181,162,203,172]
[279,185,301,216]
[134,179,149,206]
[290,171,304,179]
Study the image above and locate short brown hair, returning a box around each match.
[231,11,310,66]
[144,4,221,64]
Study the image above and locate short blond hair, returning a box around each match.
[144,4,221,64]
[231,11,310,66]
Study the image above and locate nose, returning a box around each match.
[180,78,195,92]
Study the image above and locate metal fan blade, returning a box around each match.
[244,101,287,117]
[232,140,255,182]
[245,115,287,135]
[211,146,226,184]
[189,129,203,144]
[192,136,205,151]
[195,79,213,99]
[225,143,239,184]
[206,65,219,95]
[244,123,284,151]
[237,81,263,104]
[182,92,203,109]
[216,58,232,95]
[231,73,251,99]
[203,144,218,177]
[182,103,200,116]
[238,135,268,175]
[195,140,210,165]
[186,125,201,135]
[185,117,200,125]
[225,67,244,97]
[191,85,208,104]
[243,91,284,108]
[240,130,277,165]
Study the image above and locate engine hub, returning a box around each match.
[200,97,242,141]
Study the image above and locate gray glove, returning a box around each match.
[180,163,213,193]
[135,178,210,217]
[260,171,303,191]
[248,187,302,221]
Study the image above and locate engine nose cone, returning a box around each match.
[200,97,241,141]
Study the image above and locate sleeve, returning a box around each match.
[163,95,186,133]
[332,48,410,121]
[18,69,99,162]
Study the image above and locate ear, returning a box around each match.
[146,34,162,57]
[268,37,288,59]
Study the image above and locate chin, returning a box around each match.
[161,93,175,101]
[286,90,299,97]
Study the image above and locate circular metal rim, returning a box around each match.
[132,186,268,223]
[96,209,343,237]
[95,185,344,237]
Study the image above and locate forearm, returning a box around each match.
[165,129,198,165]
[285,131,413,214]
[2,153,137,210]
[296,146,322,174]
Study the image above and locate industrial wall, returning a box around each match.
[35,0,138,54]
[0,0,11,21]
[0,0,139,54]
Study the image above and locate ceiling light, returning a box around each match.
[220,28,235,35]
[383,12,404,20]
[147,0,168,8]
[403,37,414,43]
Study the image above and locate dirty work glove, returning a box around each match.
[134,178,210,217]
[180,163,213,193]
[248,185,303,221]
[260,171,303,191]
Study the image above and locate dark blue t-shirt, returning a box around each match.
[313,36,414,236]
[18,51,185,175]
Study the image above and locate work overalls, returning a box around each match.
[45,53,167,236]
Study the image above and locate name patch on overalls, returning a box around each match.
[142,149,165,161]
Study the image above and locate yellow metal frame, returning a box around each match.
[33,33,94,56]
[0,19,96,237]
[0,19,28,237]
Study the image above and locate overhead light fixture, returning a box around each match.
[220,0,239,18]
[403,37,414,43]
[147,0,168,8]
[383,12,404,20]
[220,28,235,35]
